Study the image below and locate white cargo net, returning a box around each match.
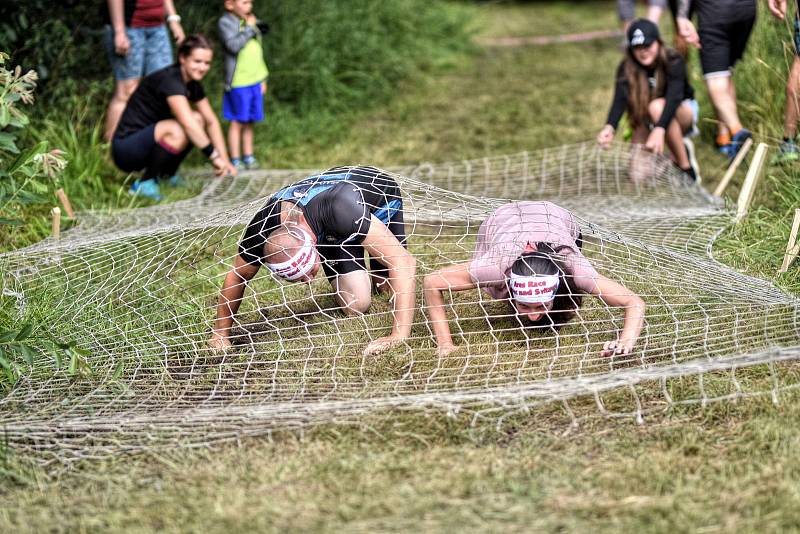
[2,141,798,467]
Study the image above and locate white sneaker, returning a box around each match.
[682,136,701,184]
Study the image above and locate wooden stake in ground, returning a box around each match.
[51,207,61,240]
[735,142,768,222]
[779,208,800,273]
[713,137,753,197]
[55,188,75,219]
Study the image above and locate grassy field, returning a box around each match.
[3,1,800,532]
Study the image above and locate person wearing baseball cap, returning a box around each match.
[597,18,701,182]
[423,201,645,358]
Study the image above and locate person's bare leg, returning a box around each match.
[331,271,372,315]
[648,99,693,168]
[227,121,242,161]
[630,125,652,182]
[105,78,140,142]
[153,113,205,151]
[242,123,254,157]
[784,57,800,139]
[706,75,743,134]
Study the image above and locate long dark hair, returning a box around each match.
[508,243,584,331]
[623,41,682,129]
[178,34,213,58]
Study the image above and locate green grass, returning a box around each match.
[2,395,800,533]
[475,1,621,39]
[3,1,800,531]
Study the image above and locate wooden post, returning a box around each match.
[713,137,753,197]
[735,142,768,222]
[55,188,75,219]
[779,209,800,273]
[51,207,61,240]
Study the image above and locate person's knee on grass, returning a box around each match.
[333,272,373,316]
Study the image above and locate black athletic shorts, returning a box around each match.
[319,202,407,280]
[697,11,756,77]
[111,124,157,173]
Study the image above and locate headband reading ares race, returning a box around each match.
[265,228,318,281]
[509,272,560,304]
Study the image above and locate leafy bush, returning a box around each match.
[0,52,67,227]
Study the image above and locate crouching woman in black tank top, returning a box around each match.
[111,34,237,201]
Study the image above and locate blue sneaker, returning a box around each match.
[243,155,260,170]
[129,178,162,201]
[772,139,800,165]
[729,128,752,160]
[166,173,184,187]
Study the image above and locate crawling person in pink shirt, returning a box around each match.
[423,201,645,358]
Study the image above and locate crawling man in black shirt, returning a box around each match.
[210,166,416,357]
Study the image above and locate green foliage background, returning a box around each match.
[1,0,471,119]
[3,3,800,531]
[0,0,472,249]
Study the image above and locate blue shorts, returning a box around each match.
[104,24,173,81]
[223,83,265,123]
[111,124,156,173]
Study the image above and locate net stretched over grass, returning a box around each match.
[2,141,799,466]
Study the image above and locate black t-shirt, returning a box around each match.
[114,64,206,139]
[605,51,694,130]
[239,166,403,265]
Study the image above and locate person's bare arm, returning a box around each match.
[675,0,701,48]
[210,255,261,351]
[195,97,236,176]
[167,95,236,176]
[423,262,476,356]
[590,274,646,357]
[360,216,417,356]
[163,0,185,44]
[167,94,211,147]
[108,0,129,56]
[768,0,787,19]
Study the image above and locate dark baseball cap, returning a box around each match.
[627,19,660,48]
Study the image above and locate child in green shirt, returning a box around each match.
[218,0,269,169]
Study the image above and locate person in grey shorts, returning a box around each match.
[618,0,666,32]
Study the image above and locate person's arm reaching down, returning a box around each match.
[210,256,261,352]
[591,274,645,357]
[675,0,700,48]
[423,262,477,356]
[195,97,236,176]
[108,0,130,56]
[167,95,236,176]
[163,0,185,44]
[360,215,417,357]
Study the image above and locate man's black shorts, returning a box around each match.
[698,8,756,77]
[318,203,407,280]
